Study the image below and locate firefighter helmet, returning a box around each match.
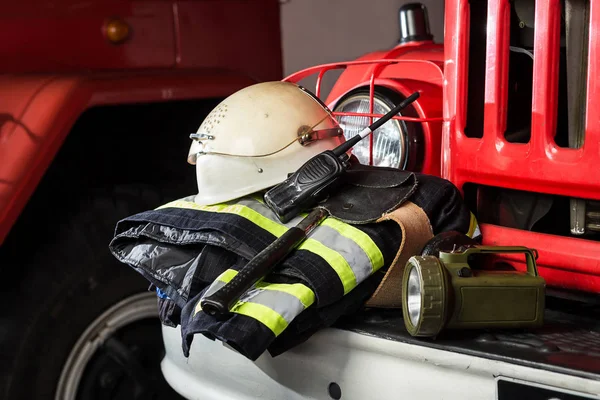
[187,81,344,205]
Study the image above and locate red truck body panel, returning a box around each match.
[1,1,176,72]
[1,0,282,80]
[174,0,282,81]
[0,0,283,245]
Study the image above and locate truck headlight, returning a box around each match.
[333,87,422,169]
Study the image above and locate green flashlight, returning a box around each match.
[401,246,545,337]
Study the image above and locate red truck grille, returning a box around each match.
[444,0,600,292]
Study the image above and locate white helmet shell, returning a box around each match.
[187,81,343,206]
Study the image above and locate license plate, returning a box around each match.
[497,378,599,400]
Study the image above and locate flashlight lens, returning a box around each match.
[407,267,422,326]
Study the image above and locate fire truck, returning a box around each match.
[159,1,600,399]
[0,1,283,399]
[3,0,600,399]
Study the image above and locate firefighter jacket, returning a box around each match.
[109,172,480,361]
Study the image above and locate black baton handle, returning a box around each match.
[200,208,327,318]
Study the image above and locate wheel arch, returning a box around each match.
[0,70,257,244]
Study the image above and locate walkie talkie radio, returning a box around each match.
[264,91,420,223]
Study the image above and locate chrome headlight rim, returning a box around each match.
[332,86,423,171]
[334,93,406,168]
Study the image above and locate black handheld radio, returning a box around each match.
[264,91,420,222]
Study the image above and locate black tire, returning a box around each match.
[0,184,185,400]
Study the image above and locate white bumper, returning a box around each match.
[161,325,600,400]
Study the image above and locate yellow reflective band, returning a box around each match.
[231,301,288,336]
[214,269,315,308]
[467,212,479,238]
[216,269,238,284]
[299,239,356,294]
[196,269,316,315]
[158,200,287,237]
[255,281,315,308]
[321,217,384,273]
[159,200,359,294]
[251,194,266,204]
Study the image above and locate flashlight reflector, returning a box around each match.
[402,256,447,337]
[407,267,422,326]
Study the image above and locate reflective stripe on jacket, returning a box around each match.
[198,269,315,336]
[157,196,387,296]
[155,196,389,336]
[110,173,478,361]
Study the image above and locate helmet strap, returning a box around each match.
[297,126,343,146]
